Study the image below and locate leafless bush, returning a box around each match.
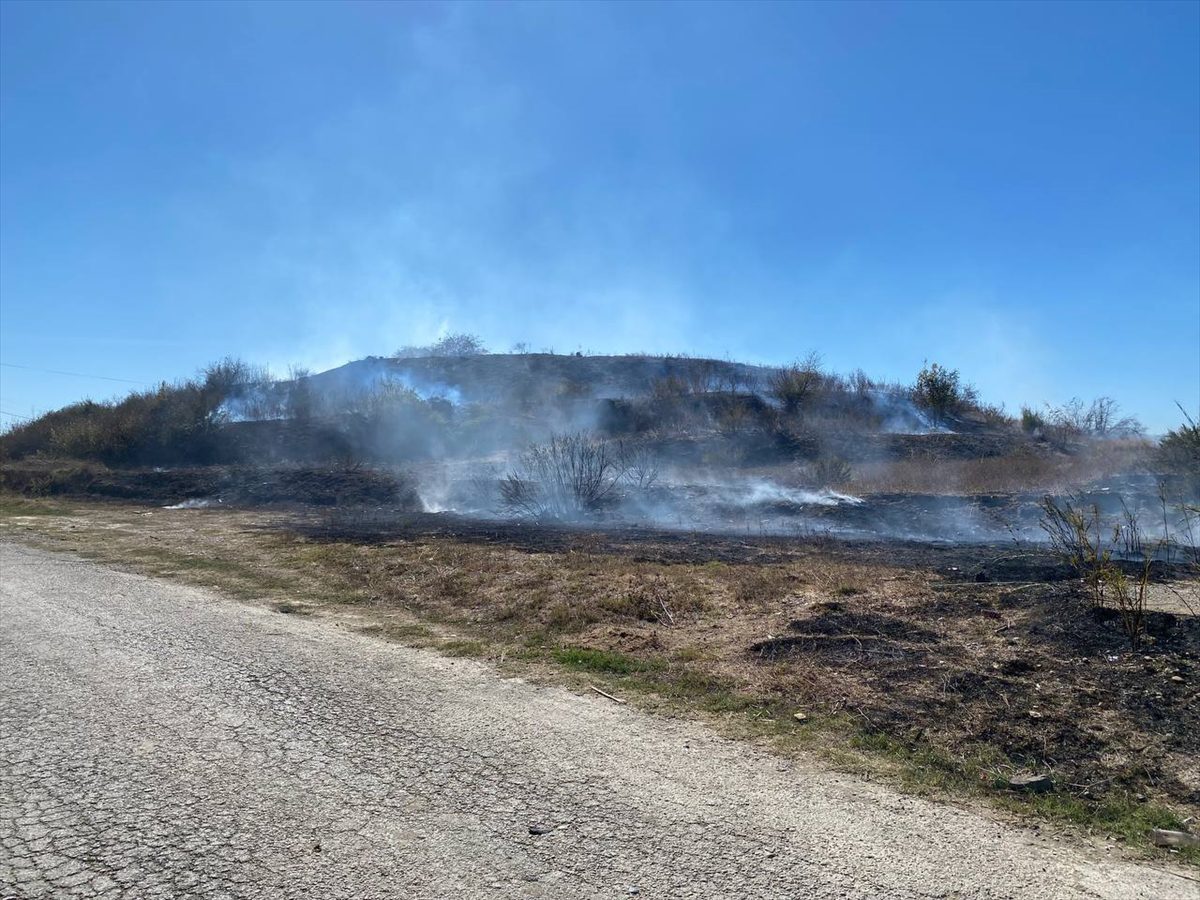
[499,432,625,520]
[1039,494,1156,648]
[617,439,659,490]
[1039,495,1110,609]
[768,352,824,415]
[1045,397,1143,439]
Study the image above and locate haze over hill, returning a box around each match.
[4,339,1194,546]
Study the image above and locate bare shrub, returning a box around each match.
[1039,494,1154,649]
[713,397,755,436]
[1045,397,1143,439]
[1039,495,1109,607]
[617,439,659,490]
[499,432,625,520]
[768,352,824,415]
[847,368,873,399]
[1099,561,1151,650]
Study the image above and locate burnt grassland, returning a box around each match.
[3,493,1197,865]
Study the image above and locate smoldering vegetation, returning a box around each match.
[2,341,1196,547]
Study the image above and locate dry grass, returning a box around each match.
[850,440,1151,494]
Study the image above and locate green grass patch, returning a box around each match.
[0,495,67,517]
[441,639,488,658]
[552,647,665,676]
[837,725,1197,862]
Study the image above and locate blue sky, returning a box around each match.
[1,0,1197,431]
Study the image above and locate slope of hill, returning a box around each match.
[1,349,1173,531]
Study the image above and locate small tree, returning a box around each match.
[768,352,824,415]
[284,365,315,422]
[912,362,976,421]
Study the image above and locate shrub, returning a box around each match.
[808,456,852,488]
[1039,494,1153,649]
[1045,397,1143,439]
[395,333,487,358]
[1158,404,1200,486]
[650,375,690,401]
[284,365,315,422]
[912,362,977,421]
[768,352,824,415]
[499,432,625,520]
[616,439,659,490]
[1020,406,1045,434]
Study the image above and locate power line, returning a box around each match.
[0,409,34,421]
[0,362,150,386]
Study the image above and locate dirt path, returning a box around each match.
[0,542,1190,899]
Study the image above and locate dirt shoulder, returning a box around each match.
[2,493,1197,868]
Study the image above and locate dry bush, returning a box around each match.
[617,439,659,490]
[620,574,699,625]
[768,352,824,414]
[1045,397,1143,439]
[284,366,315,422]
[499,432,625,520]
[714,402,754,436]
[1039,495,1109,607]
[1039,494,1155,648]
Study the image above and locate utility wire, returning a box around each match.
[0,409,34,421]
[0,362,150,386]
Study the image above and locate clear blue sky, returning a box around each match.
[2,0,1197,431]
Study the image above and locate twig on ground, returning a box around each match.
[590,685,626,704]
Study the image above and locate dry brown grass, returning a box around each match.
[850,439,1151,494]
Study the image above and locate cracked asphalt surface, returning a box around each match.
[0,542,1193,899]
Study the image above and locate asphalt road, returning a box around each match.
[0,542,1192,899]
